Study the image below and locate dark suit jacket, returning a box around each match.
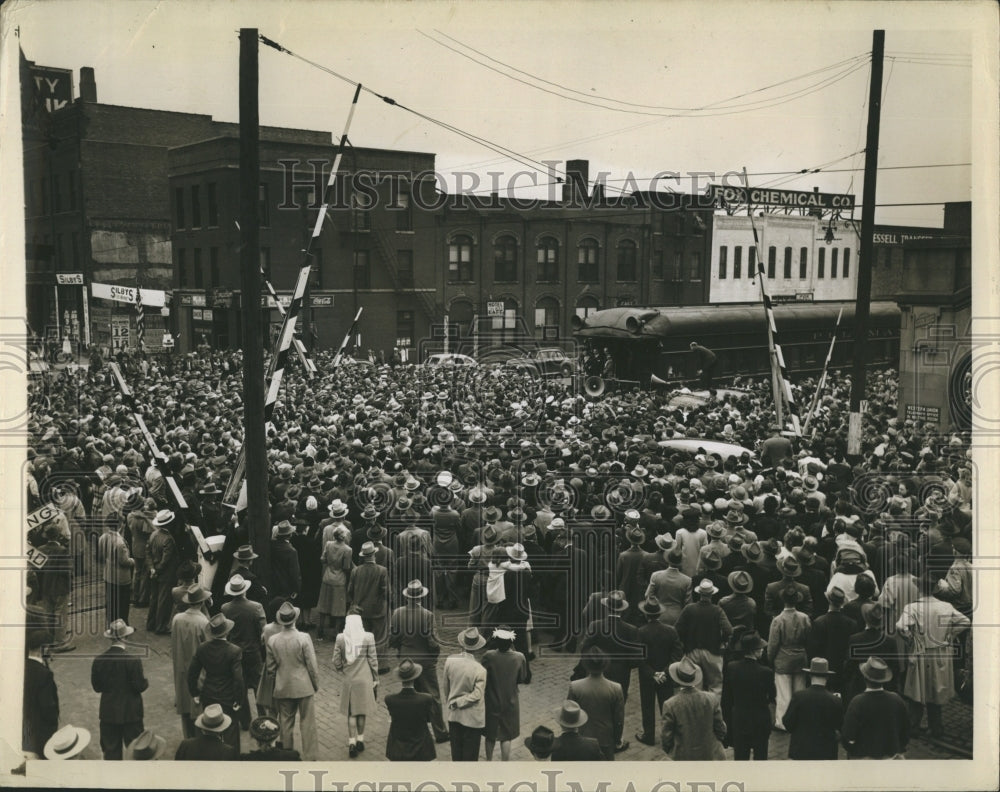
[221,596,266,655]
[721,658,775,737]
[580,615,643,690]
[242,746,301,760]
[23,658,59,755]
[567,674,625,750]
[841,689,908,758]
[550,730,604,761]
[783,684,844,759]
[388,604,440,662]
[349,561,389,619]
[175,734,240,761]
[90,645,148,724]
[807,610,857,687]
[636,619,683,677]
[384,688,436,761]
[188,638,245,706]
[269,539,301,598]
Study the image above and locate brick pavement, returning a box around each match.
[45,582,971,763]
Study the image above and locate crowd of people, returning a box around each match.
[22,345,975,762]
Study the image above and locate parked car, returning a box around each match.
[504,348,576,378]
[424,353,478,367]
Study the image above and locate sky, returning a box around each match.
[3,0,982,228]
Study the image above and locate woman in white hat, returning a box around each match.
[318,524,353,640]
[333,607,379,758]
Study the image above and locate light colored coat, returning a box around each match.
[661,686,727,760]
[645,567,692,626]
[266,626,320,699]
[897,595,971,705]
[171,607,209,715]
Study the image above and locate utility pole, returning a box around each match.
[848,30,885,457]
[239,29,271,580]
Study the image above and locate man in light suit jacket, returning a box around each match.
[265,601,319,760]
[567,648,626,760]
[661,658,727,761]
[90,619,148,759]
[645,548,692,627]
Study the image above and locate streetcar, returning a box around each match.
[571,301,900,387]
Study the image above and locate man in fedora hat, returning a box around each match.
[265,601,319,760]
[175,703,239,761]
[635,597,683,746]
[442,627,488,761]
[645,547,692,628]
[783,657,843,759]
[188,612,246,751]
[230,544,269,607]
[721,631,774,760]
[843,603,900,706]
[146,509,179,635]
[124,730,167,761]
[767,586,812,731]
[23,628,61,758]
[661,657,727,760]
[615,524,648,626]
[675,578,733,696]
[579,591,641,705]
[719,570,757,632]
[763,555,813,628]
[171,583,211,738]
[389,579,450,744]
[807,586,855,694]
[841,657,909,759]
[242,716,301,761]
[384,659,437,761]
[90,619,148,759]
[222,574,267,725]
[269,521,301,601]
[567,647,627,759]
[98,512,135,629]
[524,724,555,760]
[348,541,390,675]
[550,701,603,761]
[127,497,156,607]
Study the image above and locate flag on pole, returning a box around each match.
[135,283,145,350]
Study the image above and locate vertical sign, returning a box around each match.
[111,317,131,352]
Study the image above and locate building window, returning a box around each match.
[397,310,414,348]
[311,248,323,289]
[817,247,825,278]
[799,247,808,279]
[843,248,851,277]
[578,238,599,282]
[393,184,412,231]
[354,250,371,288]
[397,249,413,287]
[53,175,61,213]
[576,300,600,319]
[534,297,560,340]
[259,183,270,228]
[537,237,560,282]
[617,239,638,282]
[207,183,218,227]
[718,246,728,279]
[175,187,185,229]
[193,248,203,288]
[831,248,839,278]
[767,247,776,279]
[652,251,664,280]
[783,246,792,279]
[177,249,187,287]
[689,251,702,281]
[71,232,80,268]
[448,235,473,282]
[673,251,683,280]
[191,185,202,228]
[350,192,370,232]
[68,171,77,210]
[491,300,518,343]
[733,246,742,279]
[494,236,518,282]
[260,247,271,280]
[748,246,756,278]
[210,247,220,288]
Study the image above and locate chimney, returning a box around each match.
[79,67,96,102]
[562,159,589,205]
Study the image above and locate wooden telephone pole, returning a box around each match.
[239,29,271,579]
[848,30,885,456]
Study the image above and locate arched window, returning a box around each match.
[491,297,519,344]
[537,237,560,282]
[448,234,473,282]
[578,238,599,283]
[494,236,518,282]
[617,239,638,282]
[575,295,600,320]
[534,296,560,340]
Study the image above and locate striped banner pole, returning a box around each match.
[224,82,363,509]
[332,307,364,368]
[107,362,211,560]
[260,267,317,377]
[743,168,801,436]
[802,306,844,433]
[134,282,145,351]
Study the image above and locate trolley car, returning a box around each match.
[572,301,900,386]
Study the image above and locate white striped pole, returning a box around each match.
[743,168,802,436]
[802,306,844,432]
[332,307,364,368]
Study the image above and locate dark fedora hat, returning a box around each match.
[396,658,423,682]
[638,596,663,616]
[524,725,555,758]
[124,730,167,760]
[207,612,235,638]
[601,591,629,612]
[859,656,893,683]
[803,657,836,676]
